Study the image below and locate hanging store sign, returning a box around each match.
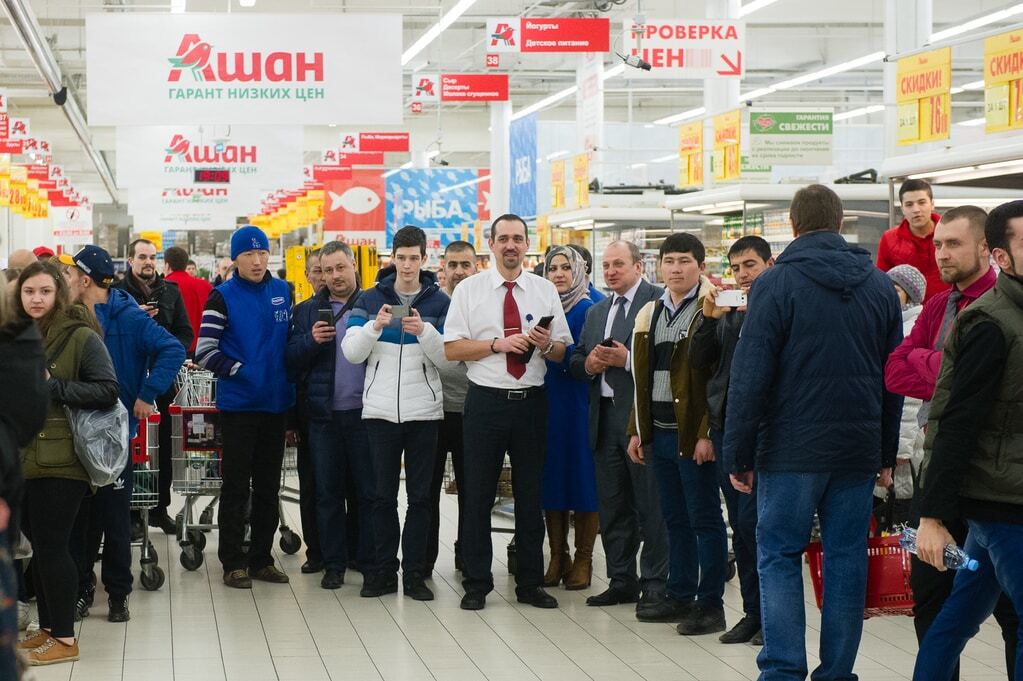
[571,153,589,209]
[411,73,510,102]
[116,125,303,189]
[550,159,566,210]
[577,52,605,153]
[53,204,94,243]
[678,120,704,188]
[385,168,486,248]
[485,17,610,53]
[748,108,833,165]
[713,110,742,182]
[509,114,538,219]
[622,19,745,79]
[86,14,402,125]
[983,29,1023,133]
[896,47,951,146]
[340,132,410,153]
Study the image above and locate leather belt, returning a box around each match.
[469,382,544,401]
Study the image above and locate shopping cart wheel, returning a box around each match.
[145,541,159,565]
[188,529,207,552]
[279,530,301,555]
[140,565,165,591]
[180,546,204,571]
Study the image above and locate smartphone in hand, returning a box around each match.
[716,289,748,308]
[317,309,333,325]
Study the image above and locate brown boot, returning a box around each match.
[543,511,571,587]
[564,512,599,591]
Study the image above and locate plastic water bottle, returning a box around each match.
[899,527,979,571]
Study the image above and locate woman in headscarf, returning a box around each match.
[541,246,599,590]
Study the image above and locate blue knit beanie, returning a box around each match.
[231,225,270,260]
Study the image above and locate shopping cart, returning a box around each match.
[130,413,165,591]
[277,446,302,555]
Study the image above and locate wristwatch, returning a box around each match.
[540,340,555,357]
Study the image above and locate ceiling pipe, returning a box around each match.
[1,0,119,204]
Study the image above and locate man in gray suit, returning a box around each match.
[570,241,669,615]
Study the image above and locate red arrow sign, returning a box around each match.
[717,52,742,77]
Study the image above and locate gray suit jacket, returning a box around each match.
[570,279,663,450]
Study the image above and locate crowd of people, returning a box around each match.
[0,182,1021,681]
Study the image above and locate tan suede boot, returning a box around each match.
[564,512,599,590]
[543,511,571,587]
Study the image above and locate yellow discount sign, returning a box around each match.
[572,153,589,209]
[713,110,741,182]
[896,47,951,146]
[550,159,566,211]
[984,29,1023,133]
[678,121,704,188]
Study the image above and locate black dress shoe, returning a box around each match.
[460,592,486,610]
[586,587,640,607]
[321,569,344,590]
[301,560,324,574]
[360,574,398,598]
[636,597,691,622]
[637,590,662,608]
[718,614,761,644]
[676,604,726,636]
[516,587,558,609]
[403,580,435,601]
[148,513,177,535]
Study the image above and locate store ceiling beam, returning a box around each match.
[887,20,1023,61]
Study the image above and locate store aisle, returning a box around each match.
[26,479,1008,681]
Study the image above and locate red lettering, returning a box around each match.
[265,52,292,82]
[217,52,262,82]
[666,49,684,68]
[297,53,324,82]
[239,146,257,163]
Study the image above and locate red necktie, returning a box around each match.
[503,281,526,379]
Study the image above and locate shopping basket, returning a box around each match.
[806,532,915,618]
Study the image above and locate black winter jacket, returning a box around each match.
[690,310,745,433]
[113,271,194,351]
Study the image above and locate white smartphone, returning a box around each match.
[715,289,748,308]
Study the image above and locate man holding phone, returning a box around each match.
[689,236,774,645]
[341,226,451,601]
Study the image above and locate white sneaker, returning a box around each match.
[17,601,29,631]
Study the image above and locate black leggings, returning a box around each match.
[22,478,88,639]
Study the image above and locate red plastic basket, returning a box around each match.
[806,534,915,618]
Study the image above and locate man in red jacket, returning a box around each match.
[164,246,212,356]
[884,204,1018,681]
[877,179,949,302]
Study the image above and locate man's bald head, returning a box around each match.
[8,249,36,271]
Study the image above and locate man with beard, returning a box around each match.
[886,205,1019,680]
[112,239,191,536]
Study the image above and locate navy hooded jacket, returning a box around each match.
[722,230,904,475]
[94,287,186,437]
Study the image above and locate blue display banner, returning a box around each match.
[385,168,480,248]
[509,113,537,219]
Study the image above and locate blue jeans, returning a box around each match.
[913,520,1023,681]
[757,470,875,681]
[711,428,760,618]
[649,427,728,607]
[308,410,375,573]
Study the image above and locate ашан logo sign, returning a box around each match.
[163,134,256,164]
[167,34,324,83]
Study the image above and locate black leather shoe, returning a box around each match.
[676,605,726,636]
[750,629,764,646]
[637,590,662,608]
[403,580,435,601]
[460,592,486,610]
[718,614,760,644]
[321,569,344,590]
[636,597,691,622]
[360,574,398,598]
[107,597,130,623]
[586,587,640,607]
[454,541,465,572]
[148,513,177,535]
[516,587,558,609]
[301,560,324,574]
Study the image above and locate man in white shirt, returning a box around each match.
[444,213,572,611]
[570,241,669,613]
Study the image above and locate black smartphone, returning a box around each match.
[146,298,160,311]
[317,308,333,325]
[520,315,557,363]
[600,337,616,347]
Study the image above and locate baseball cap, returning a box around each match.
[33,246,55,259]
[58,245,116,287]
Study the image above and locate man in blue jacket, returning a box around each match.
[723,185,903,680]
[62,245,185,623]
[196,226,296,589]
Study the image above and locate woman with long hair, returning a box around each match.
[541,246,600,590]
[14,261,118,667]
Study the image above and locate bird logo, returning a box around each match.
[164,134,191,161]
[490,23,515,47]
[168,35,214,81]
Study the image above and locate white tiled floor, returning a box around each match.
[24,479,1008,681]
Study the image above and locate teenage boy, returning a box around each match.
[877,179,948,302]
[341,226,451,601]
[689,235,773,645]
[626,233,728,636]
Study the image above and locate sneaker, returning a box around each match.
[223,569,252,589]
[676,604,726,636]
[108,597,130,623]
[18,630,51,650]
[17,601,29,631]
[27,638,79,666]
[403,579,434,601]
[74,595,90,621]
[719,614,760,644]
[250,565,290,583]
[321,569,344,590]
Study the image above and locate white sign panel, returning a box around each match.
[130,211,238,232]
[411,74,439,102]
[621,19,745,79]
[125,186,261,218]
[576,52,604,153]
[116,125,303,189]
[53,205,94,243]
[86,14,402,125]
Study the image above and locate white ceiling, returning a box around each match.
[0,0,1008,204]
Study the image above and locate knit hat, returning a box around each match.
[230,225,270,260]
[886,264,926,306]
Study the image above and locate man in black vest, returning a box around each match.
[570,240,669,615]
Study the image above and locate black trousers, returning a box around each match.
[74,460,134,600]
[218,411,286,573]
[426,411,465,571]
[295,423,322,564]
[461,384,547,596]
[911,518,1019,680]
[23,478,88,638]
[155,388,175,516]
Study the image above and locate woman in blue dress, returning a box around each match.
[542,246,599,590]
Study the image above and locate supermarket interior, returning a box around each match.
[2,0,1023,680]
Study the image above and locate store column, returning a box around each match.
[703,0,740,189]
[884,0,932,157]
[490,100,512,217]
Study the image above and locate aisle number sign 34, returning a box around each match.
[896,47,951,146]
[984,30,1023,133]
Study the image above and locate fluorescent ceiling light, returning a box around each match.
[653,106,706,126]
[834,104,884,121]
[546,150,570,161]
[961,79,985,91]
[425,149,440,159]
[957,117,986,126]
[511,85,578,120]
[629,162,648,169]
[931,3,1023,42]
[908,164,979,179]
[382,161,413,178]
[439,174,490,193]
[602,64,626,81]
[650,153,679,163]
[402,0,478,66]
[238,0,256,6]
[170,0,186,12]
[738,0,781,17]
[739,51,886,101]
